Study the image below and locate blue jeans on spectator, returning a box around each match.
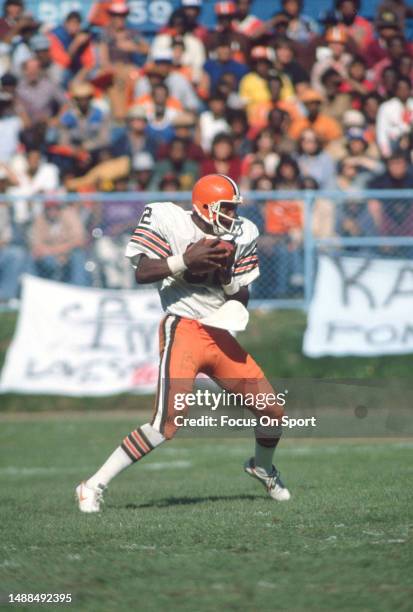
[0,245,27,300]
[34,249,90,286]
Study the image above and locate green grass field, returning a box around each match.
[1,414,412,612]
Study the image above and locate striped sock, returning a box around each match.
[86,424,165,488]
[121,422,165,463]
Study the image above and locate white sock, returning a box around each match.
[254,442,275,474]
[87,446,133,488]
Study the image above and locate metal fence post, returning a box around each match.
[303,192,315,312]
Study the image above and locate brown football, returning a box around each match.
[204,238,235,268]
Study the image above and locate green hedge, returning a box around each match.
[0,310,411,412]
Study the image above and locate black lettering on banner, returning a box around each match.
[384,265,413,306]
[401,325,413,344]
[365,325,397,345]
[61,297,158,354]
[332,256,375,308]
[326,322,363,342]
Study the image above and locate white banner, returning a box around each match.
[0,275,163,396]
[303,255,413,357]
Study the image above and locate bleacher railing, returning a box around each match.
[0,189,412,312]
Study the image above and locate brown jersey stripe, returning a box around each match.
[130,236,170,258]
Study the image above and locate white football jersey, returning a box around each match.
[125,201,259,320]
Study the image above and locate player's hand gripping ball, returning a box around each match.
[184,237,235,274]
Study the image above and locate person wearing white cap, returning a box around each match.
[99,2,149,120]
[134,47,201,112]
[151,8,205,85]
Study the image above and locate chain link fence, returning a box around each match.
[1,190,413,311]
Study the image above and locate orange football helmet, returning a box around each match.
[192,174,243,236]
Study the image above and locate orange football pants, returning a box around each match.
[150,314,284,439]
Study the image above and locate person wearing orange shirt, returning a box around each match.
[289,89,342,143]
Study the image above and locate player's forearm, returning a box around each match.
[135,256,172,284]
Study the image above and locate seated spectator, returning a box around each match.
[227,108,252,158]
[7,11,39,77]
[198,93,230,152]
[99,2,149,120]
[339,55,374,108]
[371,34,409,84]
[201,132,242,182]
[0,168,27,303]
[361,93,382,144]
[239,46,295,128]
[273,37,310,95]
[0,90,24,162]
[339,128,383,186]
[311,26,353,94]
[180,0,208,44]
[31,199,90,286]
[134,83,181,146]
[206,1,250,64]
[0,0,27,44]
[159,173,181,191]
[253,0,318,47]
[399,53,413,85]
[280,0,319,43]
[260,155,304,297]
[295,128,337,190]
[335,0,374,52]
[151,8,205,84]
[204,36,248,94]
[368,151,413,245]
[170,36,209,97]
[16,57,66,129]
[130,152,155,191]
[364,8,404,68]
[214,72,244,110]
[9,146,60,224]
[151,137,199,190]
[231,0,263,39]
[266,107,296,154]
[48,11,95,86]
[289,89,342,142]
[111,105,157,159]
[134,49,200,112]
[56,82,110,166]
[29,34,63,87]
[376,76,413,157]
[320,68,352,123]
[379,65,399,100]
[240,128,280,190]
[376,0,413,31]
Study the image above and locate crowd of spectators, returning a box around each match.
[0,0,413,301]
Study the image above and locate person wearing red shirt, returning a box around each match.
[335,0,374,52]
[201,132,242,182]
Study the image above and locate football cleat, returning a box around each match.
[75,481,105,513]
[244,457,291,501]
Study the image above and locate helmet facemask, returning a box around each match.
[194,196,243,237]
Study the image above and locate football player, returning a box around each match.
[76,174,290,512]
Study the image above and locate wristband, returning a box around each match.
[167,254,187,276]
[222,279,241,296]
